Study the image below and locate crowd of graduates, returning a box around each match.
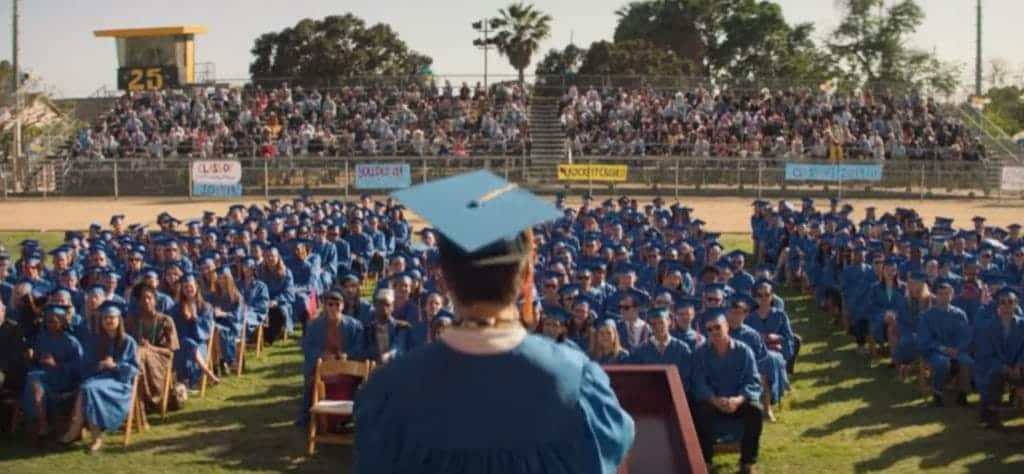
[752,198,1024,428]
[0,190,797,472]
[0,187,1020,472]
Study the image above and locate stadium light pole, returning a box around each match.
[975,0,982,97]
[472,18,503,90]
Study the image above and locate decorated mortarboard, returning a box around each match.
[392,171,561,266]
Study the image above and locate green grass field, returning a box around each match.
[1,233,1022,473]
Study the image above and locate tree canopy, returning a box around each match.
[248,14,432,87]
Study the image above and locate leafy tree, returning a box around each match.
[614,0,703,74]
[984,86,1024,134]
[248,14,432,87]
[534,44,586,77]
[0,60,13,95]
[492,3,552,84]
[828,0,960,95]
[577,40,685,77]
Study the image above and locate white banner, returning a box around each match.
[191,160,243,197]
[1000,166,1024,192]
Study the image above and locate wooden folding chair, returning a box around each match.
[159,361,174,418]
[199,326,219,399]
[235,320,247,377]
[78,374,146,447]
[307,357,374,455]
[247,320,266,360]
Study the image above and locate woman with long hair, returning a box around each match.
[589,319,630,364]
[260,246,295,344]
[287,240,320,332]
[210,266,244,373]
[566,298,596,352]
[171,273,219,388]
[59,301,139,452]
[197,257,218,300]
[21,305,83,437]
[894,272,933,376]
[868,258,908,361]
[126,283,179,412]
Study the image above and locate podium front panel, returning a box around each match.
[604,365,707,474]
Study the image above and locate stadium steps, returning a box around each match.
[528,95,565,162]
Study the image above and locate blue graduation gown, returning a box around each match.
[840,264,875,321]
[728,271,756,296]
[615,319,650,353]
[670,328,703,351]
[974,315,1024,406]
[690,339,762,403]
[171,304,215,387]
[729,324,788,402]
[287,255,319,324]
[353,334,634,474]
[262,269,296,332]
[918,304,974,391]
[313,240,339,288]
[299,314,366,426]
[364,318,411,363]
[630,337,693,390]
[241,280,271,331]
[210,294,244,366]
[866,283,909,346]
[407,310,455,349]
[344,233,374,261]
[21,330,83,417]
[593,349,630,365]
[744,308,796,362]
[81,337,140,431]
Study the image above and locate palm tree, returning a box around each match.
[493,3,552,85]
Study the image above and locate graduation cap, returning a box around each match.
[645,307,671,321]
[934,278,956,290]
[1008,223,1022,231]
[544,306,570,323]
[972,216,986,223]
[993,287,1020,301]
[43,304,71,318]
[392,171,561,267]
[674,297,701,310]
[109,214,125,225]
[85,284,107,296]
[98,300,126,318]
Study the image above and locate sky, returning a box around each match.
[0,0,1021,98]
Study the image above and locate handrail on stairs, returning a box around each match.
[957,104,1021,164]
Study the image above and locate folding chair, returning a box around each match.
[159,361,174,418]
[199,326,219,399]
[235,319,248,377]
[307,357,374,455]
[78,374,147,447]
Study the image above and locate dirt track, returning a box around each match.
[0,195,1021,234]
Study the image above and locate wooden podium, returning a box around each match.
[604,365,708,474]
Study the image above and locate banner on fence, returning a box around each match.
[556,164,628,182]
[191,160,242,197]
[784,163,883,182]
[1001,166,1024,192]
[355,163,412,189]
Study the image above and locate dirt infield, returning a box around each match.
[0,195,1021,234]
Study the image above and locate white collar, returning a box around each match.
[440,325,528,355]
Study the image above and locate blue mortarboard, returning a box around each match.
[44,304,71,318]
[982,272,1010,286]
[1008,223,1022,231]
[730,292,755,307]
[726,250,747,261]
[49,288,72,300]
[25,254,41,266]
[98,300,124,317]
[972,216,986,223]
[391,171,561,264]
[935,278,955,290]
[86,284,107,296]
[242,257,257,268]
[109,214,125,225]
[544,307,570,323]
[908,271,927,282]
[646,307,671,320]
[703,283,726,294]
[179,273,198,284]
[338,272,361,284]
[558,284,582,296]
[674,297,701,309]
[217,266,233,276]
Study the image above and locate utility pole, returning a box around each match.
[472,18,504,90]
[975,0,983,97]
[12,0,23,191]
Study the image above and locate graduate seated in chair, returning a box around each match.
[238,257,270,342]
[727,297,788,422]
[209,266,244,374]
[21,305,83,438]
[691,313,764,474]
[126,284,179,413]
[363,289,410,364]
[919,280,974,407]
[746,282,799,376]
[299,289,365,428]
[975,287,1024,430]
[171,274,220,390]
[537,307,583,351]
[630,308,693,388]
[60,302,139,452]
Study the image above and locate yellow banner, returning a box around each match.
[556,164,628,182]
